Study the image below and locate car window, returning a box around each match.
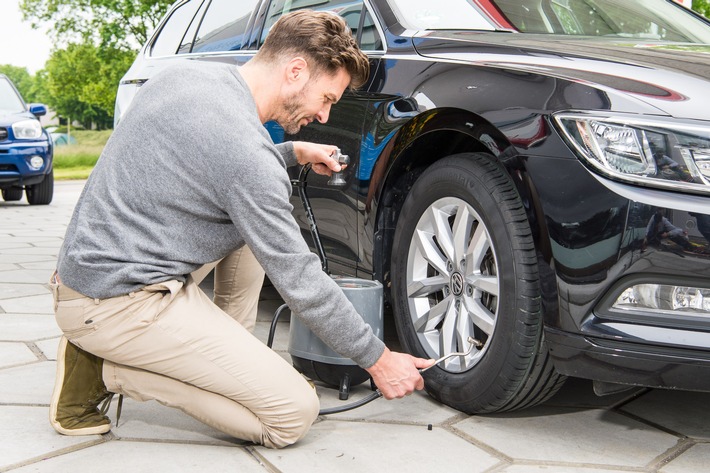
[259,0,383,51]
[178,0,210,54]
[192,0,260,53]
[151,0,204,57]
[388,0,710,43]
[0,78,25,114]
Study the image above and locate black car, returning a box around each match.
[117,0,710,414]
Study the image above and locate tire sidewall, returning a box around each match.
[391,153,539,409]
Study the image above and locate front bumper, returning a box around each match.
[0,141,52,187]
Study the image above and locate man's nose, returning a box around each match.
[316,104,332,123]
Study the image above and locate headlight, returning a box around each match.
[12,119,43,140]
[555,113,710,196]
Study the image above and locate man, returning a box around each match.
[49,10,432,449]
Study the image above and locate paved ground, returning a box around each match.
[1,179,709,473]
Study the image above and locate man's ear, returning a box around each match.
[286,57,309,84]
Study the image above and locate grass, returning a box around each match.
[53,129,112,180]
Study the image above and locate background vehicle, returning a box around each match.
[116,0,710,414]
[0,74,53,205]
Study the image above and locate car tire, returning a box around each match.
[391,152,565,413]
[2,187,23,202]
[26,171,54,205]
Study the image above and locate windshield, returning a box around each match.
[388,0,710,43]
[0,78,25,114]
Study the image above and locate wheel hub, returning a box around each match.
[450,271,465,297]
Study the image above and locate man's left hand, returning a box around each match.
[292,141,344,176]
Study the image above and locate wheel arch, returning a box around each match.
[370,108,543,305]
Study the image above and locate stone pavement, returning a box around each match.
[1,179,709,473]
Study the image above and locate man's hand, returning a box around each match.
[365,348,435,400]
[292,141,343,176]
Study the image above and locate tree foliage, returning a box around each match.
[0,65,35,101]
[20,0,173,52]
[16,0,172,127]
[693,0,710,17]
[44,44,136,129]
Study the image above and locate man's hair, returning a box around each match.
[257,10,370,89]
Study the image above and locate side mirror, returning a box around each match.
[28,103,47,117]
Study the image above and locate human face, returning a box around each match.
[278,68,351,135]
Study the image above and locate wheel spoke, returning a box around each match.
[471,275,499,297]
[413,228,448,275]
[463,298,495,336]
[438,301,459,357]
[427,204,455,263]
[413,295,451,333]
[451,205,473,264]
[465,223,489,274]
[407,275,448,298]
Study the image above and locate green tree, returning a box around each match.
[20,0,172,126]
[0,65,36,102]
[693,0,710,17]
[20,0,173,51]
[45,43,135,129]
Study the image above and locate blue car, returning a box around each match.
[0,74,53,205]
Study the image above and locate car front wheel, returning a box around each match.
[391,153,565,413]
[26,171,54,205]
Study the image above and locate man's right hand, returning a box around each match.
[365,347,435,399]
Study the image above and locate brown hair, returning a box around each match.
[257,10,370,89]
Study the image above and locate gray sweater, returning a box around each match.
[57,61,385,368]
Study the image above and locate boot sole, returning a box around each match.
[49,336,111,436]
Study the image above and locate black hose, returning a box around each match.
[267,303,289,349]
[318,390,383,415]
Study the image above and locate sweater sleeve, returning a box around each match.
[275,142,298,167]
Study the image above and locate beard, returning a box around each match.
[280,84,311,135]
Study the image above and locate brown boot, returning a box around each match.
[49,337,114,435]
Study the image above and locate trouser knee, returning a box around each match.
[262,383,319,449]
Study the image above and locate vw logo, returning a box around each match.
[451,272,464,296]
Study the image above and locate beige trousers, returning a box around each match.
[51,247,319,448]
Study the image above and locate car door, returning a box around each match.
[255,0,385,277]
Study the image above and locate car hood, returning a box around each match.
[413,32,710,121]
[0,110,36,127]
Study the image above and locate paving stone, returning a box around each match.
[9,440,264,473]
[35,336,61,361]
[19,260,60,270]
[0,406,103,470]
[659,443,710,473]
[621,389,710,440]
[0,254,56,264]
[0,341,38,368]
[0,361,55,405]
[0,313,61,341]
[111,398,242,446]
[497,466,636,472]
[318,387,461,425]
[453,406,680,468]
[256,420,502,472]
[0,268,53,284]
[0,293,54,314]
[0,282,50,300]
